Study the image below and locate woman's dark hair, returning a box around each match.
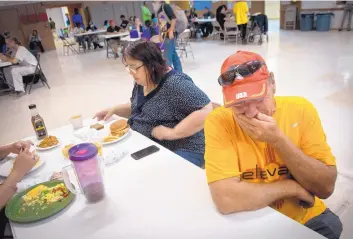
[123,41,168,85]
[74,8,79,14]
[104,20,108,26]
[32,30,38,35]
[120,15,125,19]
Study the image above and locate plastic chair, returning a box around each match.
[224,21,241,44]
[211,21,224,40]
[284,6,297,30]
[23,53,50,94]
[60,36,79,56]
[176,29,194,59]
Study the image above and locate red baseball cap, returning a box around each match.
[220,51,270,107]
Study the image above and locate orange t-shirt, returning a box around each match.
[205,96,336,224]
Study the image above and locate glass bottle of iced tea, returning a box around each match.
[29,104,47,140]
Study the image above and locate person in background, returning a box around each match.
[216,4,228,40]
[86,21,103,49]
[141,1,152,23]
[106,20,122,57]
[141,19,158,40]
[49,17,56,30]
[65,13,71,29]
[201,6,214,38]
[94,41,212,167]
[205,51,342,239]
[233,0,249,44]
[72,8,84,27]
[152,0,183,72]
[0,34,6,54]
[339,1,353,31]
[120,15,129,30]
[0,141,38,209]
[103,20,110,29]
[0,37,38,96]
[73,23,91,50]
[133,17,144,33]
[29,30,45,53]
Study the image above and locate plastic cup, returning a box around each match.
[70,115,83,130]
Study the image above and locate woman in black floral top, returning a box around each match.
[94,41,212,167]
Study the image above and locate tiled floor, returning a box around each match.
[1,21,352,237]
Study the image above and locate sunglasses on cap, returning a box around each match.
[218,60,265,86]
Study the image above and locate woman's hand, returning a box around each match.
[12,148,38,180]
[10,141,33,155]
[93,108,115,121]
[168,30,174,39]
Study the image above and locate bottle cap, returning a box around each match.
[28,104,36,110]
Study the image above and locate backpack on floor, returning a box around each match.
[159,3,188,34]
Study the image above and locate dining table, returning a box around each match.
[5,118,325,239]
[73,29,107,37]
[100,32,130,58]
[193,18,216,23]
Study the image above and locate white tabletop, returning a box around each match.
[0,61,12,68]
[101,32,130,39]
[121,36,141,42]
[74,29,107,37]
[9,120,324,239]
[194,18,216,23]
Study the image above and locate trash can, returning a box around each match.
[316,13,334,31]
[300,13,315,31]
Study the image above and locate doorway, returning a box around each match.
[265,0,280,31]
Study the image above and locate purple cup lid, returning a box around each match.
[68,143,98,161]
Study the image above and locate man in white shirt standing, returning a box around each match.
[0,37,37,97]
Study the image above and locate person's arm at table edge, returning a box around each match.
[111,103,132,119]
[272,133,337,199]
[209,177,311,215]
[0,53,18,64]
[168,102,212,140]
[0,171,23,209]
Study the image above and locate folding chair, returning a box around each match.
[60,36,79,56]
[211,21,224,40]
[176,29,194,60]
[23,53,50,94]
[224,21,241,44]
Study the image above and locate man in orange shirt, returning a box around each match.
[204,51,342,239]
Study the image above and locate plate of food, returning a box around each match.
[101,119,130,146]
[0,155,44,177]
[36,136,60,151]
[5,180,75,223]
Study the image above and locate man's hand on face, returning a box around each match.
[235,113,283,144]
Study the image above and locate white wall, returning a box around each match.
[301,1,353,30]
[84,1,146,27]
[265,1,280,20]
[46,7,66,30]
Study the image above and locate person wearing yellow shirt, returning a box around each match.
[233,0,249,44]
[204,51,342,239]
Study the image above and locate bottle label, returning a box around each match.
[34,120,47,137]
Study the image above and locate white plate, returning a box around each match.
[0,156,45,177]
[35,139,60,151]
[101,130,130,146]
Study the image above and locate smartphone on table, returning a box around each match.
[131,145,160,160]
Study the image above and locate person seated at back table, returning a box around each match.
[0,37,38,97]
[29,30,45,53]
[73,23,91,50]
[120,15,129,30]
[204,51,342,239]
[86,21,103,49]
[94,41,212,167]
[72,8,84,27]
[201,6,214,38]
[106,20,122,58]
[141,20,158,40]
[0,140,38,209]
[0,34,6,54]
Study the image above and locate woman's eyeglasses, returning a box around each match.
[122,57,144,74]
[218,60,265,86]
